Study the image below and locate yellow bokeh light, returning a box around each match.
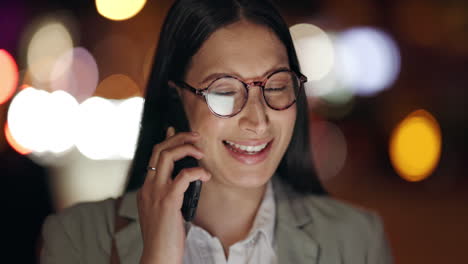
[389,109,442,182]
[96,0,147,21]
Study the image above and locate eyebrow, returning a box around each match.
[198,65,291,86]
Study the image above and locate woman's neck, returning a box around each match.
[192,178,268,252]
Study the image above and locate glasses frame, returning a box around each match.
[171,69,307,118]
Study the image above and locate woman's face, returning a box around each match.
[178,20,296,189]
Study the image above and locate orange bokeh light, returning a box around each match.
[389,109,442,182]
[0,49,19,104]
[4,123,32,155]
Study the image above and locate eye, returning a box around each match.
[211,90,238,96]
[265,87,286,92]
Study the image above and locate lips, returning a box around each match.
[222,139,273,165]
[223,140,268,154]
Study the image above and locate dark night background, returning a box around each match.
[1,0,467,263]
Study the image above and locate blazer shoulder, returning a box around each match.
[57,197,115,227]
[43,197,116,247]
[41,198,116,263]
[302,194,383,236]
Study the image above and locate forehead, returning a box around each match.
[186,20,289,84]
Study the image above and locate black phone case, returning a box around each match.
[172,155,202,221]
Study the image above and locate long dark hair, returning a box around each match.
[126,0,327,195]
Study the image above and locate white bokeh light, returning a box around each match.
[75,97,118,160]
[8,87,49,152]
[114,97,144,159]
[7,88,79,154]
[45,90,79,153]
[335,27,401,96]
[290,23,334,81]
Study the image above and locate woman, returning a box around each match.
[41,0,393,263]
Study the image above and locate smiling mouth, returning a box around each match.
[222,140,272,155]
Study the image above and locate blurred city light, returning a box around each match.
[7,87,79,154]
[43,90,79,154]
[27,20,73,84]
[0,49,19,105]
[310,120,348,181]
[51,47,99,102]
[4,123,31,155]
[7,87,49,152]
[335,27,401,96]
[389,109,442,182]
[114,97,144,159]
[94,74,140,99]
[290,23,335,81]
[95,0,147,21]
[75,96,117,160]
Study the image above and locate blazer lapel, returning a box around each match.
[273,177,321,264]
[113,191,143,264]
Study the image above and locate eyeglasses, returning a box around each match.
[171,69,307,118]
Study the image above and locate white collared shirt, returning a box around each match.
[183,180,277,264]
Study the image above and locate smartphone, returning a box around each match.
[172,152,202,222]
[165,113,202,222]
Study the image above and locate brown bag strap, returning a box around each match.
[110,197,131,264]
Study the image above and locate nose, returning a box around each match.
[238,86,269,135]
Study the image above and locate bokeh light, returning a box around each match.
[75,96,118,160]
[335,27,401,96]
[114,97,144,159]
[290,23,334,81]
[0,49,19,104]
[95,0,147,21]
[27,20,73,84]
[310,120,348,181]
[4,123,31,155]
[7,87,79,153]
[389,109,442,182]
[94,74,140,99]
[7,87,49,152]
[42,90,79,153]
[51,47,99,102]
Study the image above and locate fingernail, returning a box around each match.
[195,151,204,159]
[203,173,211,181]
[192,131,199,136]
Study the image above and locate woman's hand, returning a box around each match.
[137,127,211,264]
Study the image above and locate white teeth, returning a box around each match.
[224,140,268,153]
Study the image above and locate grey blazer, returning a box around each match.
[41,177,393,264]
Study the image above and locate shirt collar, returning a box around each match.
[248,180,275,246]
[183,180,276,246]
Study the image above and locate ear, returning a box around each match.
[168,80,183,98]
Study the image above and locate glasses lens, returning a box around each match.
[264,71,299,109]
[206,77,246,116]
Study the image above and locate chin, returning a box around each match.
[221,168,274,189]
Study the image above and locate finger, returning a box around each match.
[167,167,211,201]
[153,144,204,185]
[147,131,200,172]
[166,126,176,138]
